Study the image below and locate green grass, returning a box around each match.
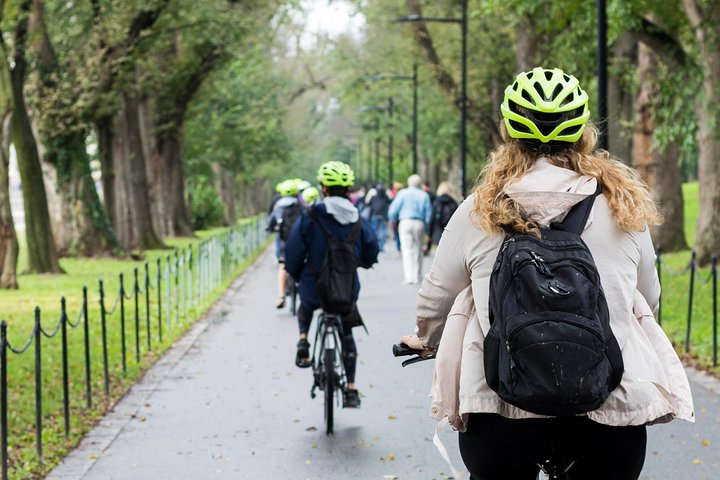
[0,219,271,479]
[657,182,719,376]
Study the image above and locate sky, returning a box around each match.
[297,0,366,49]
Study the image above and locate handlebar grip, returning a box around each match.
[392,343,423,357]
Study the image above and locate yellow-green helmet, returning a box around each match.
[277,179,300,197]
[317,161,355,187]
[501,67,590,144]
[302,186,320,203]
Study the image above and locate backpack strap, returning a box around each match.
[551,184,602,235]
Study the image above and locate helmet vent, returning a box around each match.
[509,120,532,134]
[551,84,563,101]
[532,81,545,100]
[521,89,534,103]
[562,124,582,135]
[563,74,571,82]
[512,81,518,91]
[544,70,553,81]
[560,91,575,106]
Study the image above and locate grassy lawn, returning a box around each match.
[657,182,719,375]
[0,220,270,479]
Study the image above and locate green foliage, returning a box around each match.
[188,177,224,230]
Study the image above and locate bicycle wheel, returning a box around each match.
[324,346,335,435]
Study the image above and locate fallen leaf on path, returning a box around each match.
[305,459,312,465]
[692,459,703,465]
[306,426,317,431]
[702,439,711,446]
[388,415,397,420]
[383,476,399,480]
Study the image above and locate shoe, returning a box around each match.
[295,339,311,368]
[276,297,286,309]
[343,388,361,408]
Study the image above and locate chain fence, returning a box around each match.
[0,218,267,480]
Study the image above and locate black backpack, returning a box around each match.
[484,187,623,416]
[309,210,361,315]
[436,197,458,229]
[279,202,302,241]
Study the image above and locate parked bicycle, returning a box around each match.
[311,312,347,435]
[392,343,571,480]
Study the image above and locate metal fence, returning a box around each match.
[0,219,267,479]
[656,250,718,367]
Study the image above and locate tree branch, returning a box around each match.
[629,17,690,67]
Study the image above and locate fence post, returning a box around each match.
[145,262,151,351]
[119,273,126,374]
[99,280,110,396]
[61,298,70,438]
[713,255,718,367]
[34,308,43,463]
[157,258,163,343]
[686,251,696,353]
[1,321,8,480]
[82,287,92,409]
[656,248,662,325]
[165,254,171,329]
[174,250,180,324]
[134,267,140,364]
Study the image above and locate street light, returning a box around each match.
[394,0,468,196]
[597,0,608,150]
[359,102,394,184]
[363,63,419,175]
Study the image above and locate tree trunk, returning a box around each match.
[682,0,720,265]
[10,74,61,273]
[0,109,18,288]
[608,32,637,164]
[140,94,192,238]
[632,42,687,252]
[515,17,537,72]
[108,93,163,251]
[212,162,236,226]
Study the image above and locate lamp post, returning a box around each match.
[359,102,394,184]
[394,0,468,196]
[363,63,419,175]
[597,0,608,150]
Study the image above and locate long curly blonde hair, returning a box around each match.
[473,123,661,234]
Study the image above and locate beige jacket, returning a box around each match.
[419,160,694,428]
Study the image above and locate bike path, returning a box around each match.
[46,246,719,479]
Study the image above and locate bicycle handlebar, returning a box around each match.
[392,343,436,367]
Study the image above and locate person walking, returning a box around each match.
[388,174,431,284]
[400,67,693,479]
[285,161,379,408]
[364,183,391,251]
[426,181,459,253]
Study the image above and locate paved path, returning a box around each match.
[47,246,720,479]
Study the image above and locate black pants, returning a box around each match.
[297,304,357,383]
[458,413,647,480]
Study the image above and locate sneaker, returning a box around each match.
[295,339,311,368]
[276,297,286,309]
[343,388,361,408]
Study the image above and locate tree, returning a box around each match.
[682,0,720,265]
[2,0,61,273]
[27,0,124,257]
[0,58,17,288]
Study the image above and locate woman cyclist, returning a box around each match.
[400,67,693,479]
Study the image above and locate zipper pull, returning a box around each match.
[531,251,553,276]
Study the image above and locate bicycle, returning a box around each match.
[310,312,347,435]
[392,343,573,480]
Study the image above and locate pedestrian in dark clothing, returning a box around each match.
[428,181,460,248]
